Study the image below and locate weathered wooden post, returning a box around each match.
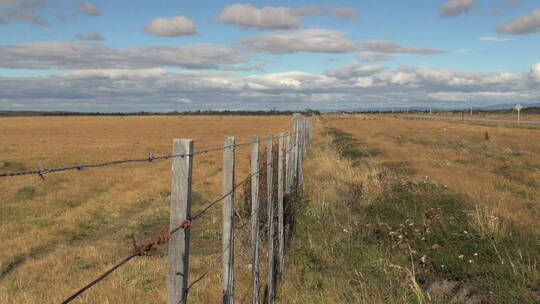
[292,114,301,188]
[298,120,304,187]
[277,134,285,278]
[222,136,236,304]
[266,134,275,303]
[284,132,292,195]
[250,136,260,304]
[167,139,193,304]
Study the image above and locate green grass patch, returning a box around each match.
[14,185,37,201]
[381,161,416,176]
[284,126,540,303]
[0,160,27,172]
[323,127,382,160]
[288,178,540,303]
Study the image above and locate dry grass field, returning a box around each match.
[279,114,539,303]
[0,115,293,303]
[1,114,539,303]
[331,114,540,232]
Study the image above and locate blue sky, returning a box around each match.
[0,0,539,111]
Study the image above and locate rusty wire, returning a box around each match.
[59,166,269,304]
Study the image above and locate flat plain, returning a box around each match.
[0,115,293,303]
[280,113,539,303]
[1,114,539,303]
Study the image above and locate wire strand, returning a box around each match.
[0,132,297,179]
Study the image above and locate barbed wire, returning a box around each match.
[9,124,307,303]
[0,132,298,179]
[59,165,270,304]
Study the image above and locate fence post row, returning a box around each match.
[297,119,304,187]
[163,116,315,304]
[266,134,275,304]
[167,139,194,304]
[277,134,285,280]
[250,136,261,304]
[222,136,236,304]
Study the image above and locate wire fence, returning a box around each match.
[1,115,315,304]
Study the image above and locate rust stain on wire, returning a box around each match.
[58,167,268,304]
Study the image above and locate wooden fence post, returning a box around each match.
[266,134,275,303]
[167,139,193,304]
[292,114,301,188]
[284,133,292,195]
[298,120,304,187]
[277,134,285,278]
[222,136,235,304]
[250,136,260,304]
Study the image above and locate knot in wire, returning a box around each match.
[38,167,49,179]
[147,152,154,162]
[180,219,192,229]
[134,228,172,256]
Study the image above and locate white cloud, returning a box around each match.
[0,1,101,24]
[79,2,99,16]
[324,6,359,19]
[440,0,476,18]
[456,49,468,53]
[178,97,192,104]
[218,4,305,29]
[217,4,359,29]
[0,0,50,25]
[242,29,357,54]
[64,68,167,80]
[75,31,104,41]
[359,40,445,55]
[529,63,540,82]
[143,16,196,37]
[0,41,250,70]
[479,36,514,42]
[325,63,385,79]
[497,8,540,34]
[357,51,393,62]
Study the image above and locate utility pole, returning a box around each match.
[469,95,473,116]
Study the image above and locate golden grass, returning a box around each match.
[0,115,292,303]
[325,114,540,234]
[276,129,391,304]
[2,113,539,303]
[278,115,539,303]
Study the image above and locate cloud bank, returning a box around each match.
[1,63,538,112]
[0,41,249,70]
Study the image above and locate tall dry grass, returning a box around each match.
[0,115,292,303]
[326,114,540,234]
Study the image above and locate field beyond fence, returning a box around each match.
[0,115,313,304]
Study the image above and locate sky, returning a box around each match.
[0,0,539,112]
